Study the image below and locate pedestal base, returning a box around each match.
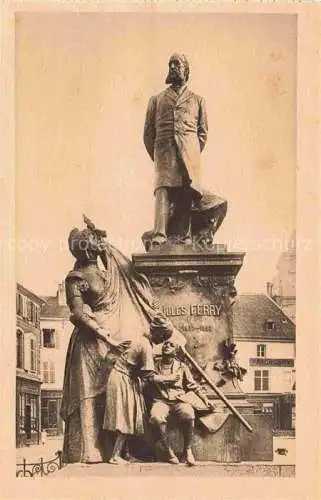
[132,247,274,463]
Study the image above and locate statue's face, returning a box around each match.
[83,233,108,261]
[162,340,177,357]
[69,227,108,261]
[165,56,186,85]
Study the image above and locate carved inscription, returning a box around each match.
[162,303,222,317]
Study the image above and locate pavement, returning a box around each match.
[54,461,295,478]
[16,435,295,477]
[16,437,64,463]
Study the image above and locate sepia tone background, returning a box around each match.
[15,11,297,294]
[0,2,320,499]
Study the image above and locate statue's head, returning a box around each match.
[165,53,189,85]
[162,339,180,358]
[149,315,174,344]
[68,216,107,262]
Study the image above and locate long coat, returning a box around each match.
[143,86,208,195]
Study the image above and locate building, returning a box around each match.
[233,294,296,430]
[268,231,296,323]
[16,283,45,447]
[40,282,73,436]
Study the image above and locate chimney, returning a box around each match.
[57,281,66,306]
[266,282,273,297]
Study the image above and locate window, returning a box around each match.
[24,394,38,432]
[254,370,269,391]
[43,362,49,383]
[18,393,25,432]
[49,361,55,384]
[35,306,40,325]
[257,344,266,357]
[265,320,275,330]
[30,302,36,323]
[30,395,38,431]
[42,329,56,348]
[16,293,23,316]
[30,339,36,371]
[27,300,31,321]
[16,330,24,368]
[22,296,28,318]
[257,344,266,358]
[48,400,58,427]
[41,399,58,429]
[43,362,55,384]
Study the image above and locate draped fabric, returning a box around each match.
[60,241,186,463]
[61,243,162,422]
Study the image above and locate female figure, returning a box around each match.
[104,317,173,465]
[61,217,174,464]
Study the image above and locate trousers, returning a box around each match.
[150,400,195,424]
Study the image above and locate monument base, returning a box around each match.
[132,246,273,462]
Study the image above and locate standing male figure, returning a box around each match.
[143,53,209,247]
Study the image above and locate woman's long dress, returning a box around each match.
[104,336,154,435]
[60,244,160,463]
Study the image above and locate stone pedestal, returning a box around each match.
[132,245,273,462]
[133,245,243,382]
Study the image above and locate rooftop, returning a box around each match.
[233,294,295,342]
[41,295,70,319]
[17,282,46,305]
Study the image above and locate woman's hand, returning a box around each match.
[111,339,132,354]
[96,328,132,353]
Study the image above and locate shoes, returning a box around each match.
[167,448,179,465]
[181,236,193,245]
[184,447,196,466]
[108,456,129,466]
[151,234,167,247]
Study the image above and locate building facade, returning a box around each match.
[16,283,44,447]
[233,294,296,430]
[40,282,73,436]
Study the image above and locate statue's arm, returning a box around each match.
[143,96,157,160]
[66,277,109,340]
[183,364,212,406]
[197,97,208,152]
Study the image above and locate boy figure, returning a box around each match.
[148,340,214,466]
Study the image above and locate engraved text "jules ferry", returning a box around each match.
[162,304,222,317]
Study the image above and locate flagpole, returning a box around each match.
[182,347,253,433]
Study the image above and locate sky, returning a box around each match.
[15,12,297,296]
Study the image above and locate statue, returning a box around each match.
[60,215,178,464]
[148,339,214,466]
[143,53,227,251]
[60,217,252,465]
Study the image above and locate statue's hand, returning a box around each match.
[205,400,216,411]
[113,340,132,354]
[163,373,180,384]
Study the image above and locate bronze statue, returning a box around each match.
[148,339,214,466]
[61,217,252,464]
[60,216,175,464]
[143,53,227,250]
